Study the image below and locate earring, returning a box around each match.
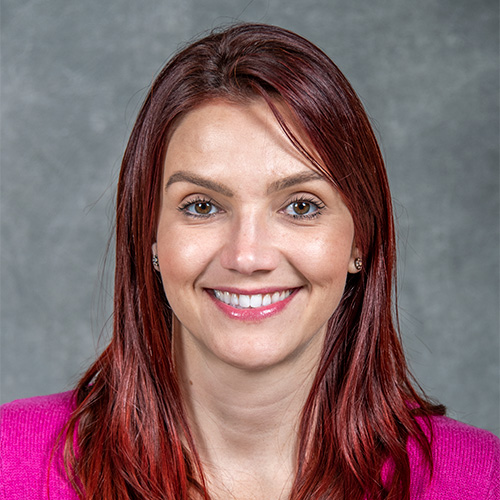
[354,257,363,271]
[152,254,160,271]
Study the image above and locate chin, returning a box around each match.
[211,335,321,373]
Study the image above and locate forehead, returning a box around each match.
[163,99,322,183]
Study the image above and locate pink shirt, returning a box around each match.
[1,391,499,499]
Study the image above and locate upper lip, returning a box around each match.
[206,286,301,295]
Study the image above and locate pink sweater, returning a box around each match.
[1,392,499,499]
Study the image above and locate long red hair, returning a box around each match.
[63,23,444,499]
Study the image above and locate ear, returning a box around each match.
[152,242,160,272]
[348,243,362,274]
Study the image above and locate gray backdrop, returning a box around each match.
[1,0,499,435]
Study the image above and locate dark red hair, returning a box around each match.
[63,23,444,499]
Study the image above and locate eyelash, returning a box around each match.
[177,195,325,219]
[178,197,221,218]
[282,196,325,220]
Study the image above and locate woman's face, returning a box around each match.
[155,99,360,372]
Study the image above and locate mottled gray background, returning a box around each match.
[1,0,498,435]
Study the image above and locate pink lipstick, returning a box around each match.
[207,287,299,321]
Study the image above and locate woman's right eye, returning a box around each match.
[179,199,220,217]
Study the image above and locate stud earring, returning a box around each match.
[152,254,160,271]
[354,257,363,271]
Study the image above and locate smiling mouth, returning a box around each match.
[212,289,295,309]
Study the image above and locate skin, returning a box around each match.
[154,99,360,499]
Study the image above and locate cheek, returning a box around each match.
[156,225,216,294]
[288,226,354,288]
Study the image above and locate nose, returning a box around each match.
[219,212,280,275]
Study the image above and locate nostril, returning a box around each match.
[220,242,280,275]
[218,217,281,275]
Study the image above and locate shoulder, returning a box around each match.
[429,415,500,475]
[409,415,500,499]
[430,415,499,451]
[0,392,79,500]
[0,391,75,453]
[1,391,75,423]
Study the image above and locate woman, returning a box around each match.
[1,23,498,500]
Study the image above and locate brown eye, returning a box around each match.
[283,198,323,219]
[194,202,212,214]
[293,201,311,215]
[180,199,219,217]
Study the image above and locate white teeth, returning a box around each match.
[250,295,262,308]
[213,289,293,309]
[239,295,250,308]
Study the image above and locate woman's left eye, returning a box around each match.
[282,198,324,219]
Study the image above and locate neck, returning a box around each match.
[182,360,315,453]
[174,330,320,499]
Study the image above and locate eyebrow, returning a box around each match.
[165,170,325,197]
[266,171,325,194]
[166,171,234,197]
